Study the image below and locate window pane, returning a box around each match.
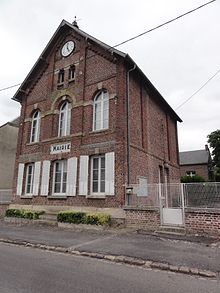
[93,158,99,169]
[101,169,105,181]
[101,157,105,168]
[100,180,105,193]
[54,182,61,193]
[93,181,98,193]
[93,170,98,181]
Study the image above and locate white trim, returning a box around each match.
[40,160,51,196]
[93,91,109,131]
[91,155,105,196]
[58,100,71,137]
[79,155,89,195]
[17,163,24,196]
[25,163,35,195]
[33,161,41,196]
[66,157,77,196]
[52,160,67,195]
[105,152,115,195]
[30,110,41,143]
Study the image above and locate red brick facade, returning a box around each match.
[180,164,210,181]
[12,20,181,209]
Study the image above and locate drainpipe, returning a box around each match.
[126,64,136,187]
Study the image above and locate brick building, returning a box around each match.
[0,117,19,190]
[12,20,181,211]
[179,145,213,181]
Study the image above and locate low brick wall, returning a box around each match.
[0,204,10,218]
[124,207,160,230]
[185,208,220,236]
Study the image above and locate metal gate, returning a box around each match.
[159,183,185,226]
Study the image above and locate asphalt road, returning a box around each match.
[0,243,219,293]
[0,221,219,273]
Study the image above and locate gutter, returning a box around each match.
[126,64,136,186]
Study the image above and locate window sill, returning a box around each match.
[86,194,106,199]
[27,142,40,146]
[48,195,67,199]
[20,195,33,199]
[89,129,109,135]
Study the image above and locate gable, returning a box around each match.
[12,19,181,123]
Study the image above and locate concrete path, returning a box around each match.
[0,221,219,278]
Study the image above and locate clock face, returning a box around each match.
[61,40,75,57]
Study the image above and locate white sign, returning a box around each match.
[50,142,71,154]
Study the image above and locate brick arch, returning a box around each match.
[51,93,76,112]
[29,107,42,119]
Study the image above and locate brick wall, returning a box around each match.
[180,164,209,181]
[185,208,220,236]
[125,207,160,230]
[0,204,9,218]
[13,24,180,209]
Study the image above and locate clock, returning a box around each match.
[61,40,75,57]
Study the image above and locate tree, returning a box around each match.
[207,129,220,181]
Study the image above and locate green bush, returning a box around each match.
[57,211,87,224]
[5,209,44,220]
[57,211,111,226]
[181,175,205,183]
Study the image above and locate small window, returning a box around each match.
[53,160,67,195]
[91,156,105,194]
[30,110,41,143]
[68,65,75,81]
[25,163,35,195]
[58,69,64,85]
[93,91,109,131]
[186,171,196,177]
[58,100,71,137]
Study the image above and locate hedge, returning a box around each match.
[57,211,111,226]
[5,209,44,220]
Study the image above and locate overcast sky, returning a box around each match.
[0,0,219,151]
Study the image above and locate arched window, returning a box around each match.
[93,90,109,131]
[30,110,41,143]
[58,100,71,137]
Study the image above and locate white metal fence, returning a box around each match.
[0,189,12,203]
[125,182,220,209]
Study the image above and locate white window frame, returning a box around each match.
[91,155,105,195]
[53,160,67,195]
[58,100,71,137]
[93,91,109,131]
[25,163,35,195]
[58,69,64,85]
[68,65,75,81]
[30,110,41,143]
[186,171,196,177]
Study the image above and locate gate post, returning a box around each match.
[181,183,185,226]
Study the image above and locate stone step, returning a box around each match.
[39,213,58,221]
[34,219,58,226]
[155,225,186,236]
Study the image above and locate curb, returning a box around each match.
[0,238,217,279]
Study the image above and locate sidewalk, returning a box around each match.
[0,220,219,278]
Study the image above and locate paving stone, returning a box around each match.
[104,255,116,261]
[169,265,179,272]
[151,262,169,270]
[179,266,190,274]
[190,268,199,275]
[198,270,217,278]
[144,261,152,268]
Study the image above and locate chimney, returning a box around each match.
[205,144,209,151]
[72,16,79,29]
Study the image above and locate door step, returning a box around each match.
[155,226,186,236]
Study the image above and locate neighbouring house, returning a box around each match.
[12,19,181,214]
[179,145,213,181]
[0,117,20,190]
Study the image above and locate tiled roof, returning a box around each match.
[179,149,209,165]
